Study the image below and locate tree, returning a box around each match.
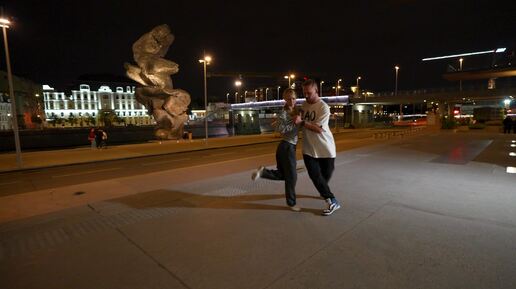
[114,115,126,126]
[84,115,96,127]
[48,113,59,127]
[99,109,116,127]
[68,113,78,127]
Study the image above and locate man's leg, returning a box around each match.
[319,157,335,184]
[303,154,335,200]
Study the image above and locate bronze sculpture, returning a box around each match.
[125,24,190,139]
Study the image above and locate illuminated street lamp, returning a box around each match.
[356,76,362,98]
[199,54,212,142]
[284,74,295,87]
[320,81,324,97]
[254,89,258,101]
[277,86,281,100]
[265,88,269,101]
[1,16,22,168]
[226,93,229,104]
[234,80,242,103]
[395,65,401,118]
[335,79,342,96]
[394,66,400,96]
[459,58,463,92]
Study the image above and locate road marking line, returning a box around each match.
[52,167,121,178]
[141,158,191,166]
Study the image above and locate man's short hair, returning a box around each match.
[302,79,318,92]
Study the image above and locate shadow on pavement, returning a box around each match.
[109,189,324,215]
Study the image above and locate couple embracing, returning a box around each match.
[252,79,340,216]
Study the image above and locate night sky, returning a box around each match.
[2,0,515,106]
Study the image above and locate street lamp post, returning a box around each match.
[234,92,238,103]
[277,86,280,100]
[336,79,342,96]
[199,54,212,143]
[254,89,258,101]
[394,66,399,96]
[395,66,401,118]
[459,58,463,92]
[265,88,269,101]
[226,93,229,104]
[320,81,324,97]
[1,17,22,168]
[356,76,362,99]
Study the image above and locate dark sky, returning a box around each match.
[2,0,516,105]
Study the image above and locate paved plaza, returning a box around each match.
[1,130,515,289]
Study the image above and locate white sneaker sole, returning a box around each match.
[322,204,341,216]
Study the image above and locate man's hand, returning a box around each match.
[294,115,303,125]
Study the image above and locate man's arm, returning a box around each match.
[294,115,324,133]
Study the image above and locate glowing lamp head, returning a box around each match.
[0,18,10,28]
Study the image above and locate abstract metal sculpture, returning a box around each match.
[125,24,190,139]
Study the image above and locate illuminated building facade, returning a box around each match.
[43,84,154,126]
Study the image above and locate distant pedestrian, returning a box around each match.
[252,88,301,211]
[101,130,108,148]
[294,79,341,216]
[503,116,512,134]
[88,128,96,149]
[95,128,104,149]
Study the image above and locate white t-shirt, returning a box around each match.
[300,99,336,158]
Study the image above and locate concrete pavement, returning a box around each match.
[1,130,516,289]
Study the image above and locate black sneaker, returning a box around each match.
[322,198,341,216]
[252,166,265,181]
